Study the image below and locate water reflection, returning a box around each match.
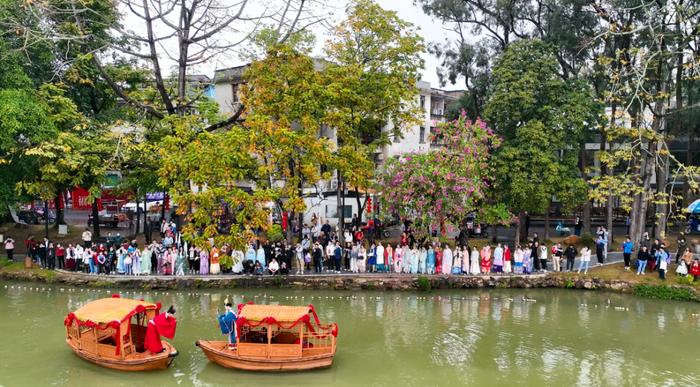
[1,283,700,386]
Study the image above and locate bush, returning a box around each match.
[219,254,233,271]
[417,276,431,292]
[565,277,575,289]
[633,284,699,302]
[267,224,284,243]
[676,275,696,286]
[579,233,594,247]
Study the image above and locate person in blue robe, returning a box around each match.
[218,301,238,349]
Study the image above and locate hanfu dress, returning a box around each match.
[199,249,210,275]
[256,247,266,268]
[176,249,186,276]
[492,247,503,273]
[375,245,385,272]
[418,248,427,274]
[210,247,221,275]
[117,249,126,274]
[441,247,453,274]
[523,249,531,274]
[461,248,470,274]
[402,248,411,273]
[141,247,152,274]
[470,248,480,274]
[410,248,419,274]
[133,250,142,275]
[480,246,492,273]
[394,247,403,273]
[426,248,435,274]
[385,246,393,273]
[514,249,523,274]
[451,250,462,274]
[503,247,512,273]
[435,249,442,274]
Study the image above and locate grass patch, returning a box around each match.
[417,276,431,292]
[633,284,699,302]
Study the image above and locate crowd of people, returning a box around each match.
[6,216,700,282]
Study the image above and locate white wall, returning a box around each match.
[214,83,234,115]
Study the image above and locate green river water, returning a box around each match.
[0,281,699,387]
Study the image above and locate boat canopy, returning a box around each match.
[239,304,312,323]
[236,303,338,338]
[67,297,160,326]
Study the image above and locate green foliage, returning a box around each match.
[417,276,431,292]
[266,224,284,243]
[242,42,334,216]
[324,0,426,193]
[486,40,598,216]
[633,284,699,302]
[565,277,575,289]
[579,233,595,247]
[158,118,273,251]
[676,275,696,287]
[219,254,233,271]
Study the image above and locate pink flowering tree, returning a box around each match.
[379,114,509,236]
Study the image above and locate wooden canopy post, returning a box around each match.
[266,322,272,359]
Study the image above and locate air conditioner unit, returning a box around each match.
[330,180,338,191]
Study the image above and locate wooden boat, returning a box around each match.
[196,303,338,372]
[64,296,178,371]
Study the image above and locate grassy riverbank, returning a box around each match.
[553,262,700,302]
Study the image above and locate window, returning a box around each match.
[420,95,425,109]
[419,126,426,144]
[231,83,240,103]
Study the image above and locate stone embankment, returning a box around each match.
[0,269,665,294]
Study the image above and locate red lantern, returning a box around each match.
[366,197,372,214]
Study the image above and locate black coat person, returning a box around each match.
[313,244,323,273]
[564,245,577,271]
[38,243,47,267]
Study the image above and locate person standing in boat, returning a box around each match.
[145,306,177,354]
[219,301,238,349]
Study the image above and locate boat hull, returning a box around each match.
[196,340,335,372]
[67,340,178,371]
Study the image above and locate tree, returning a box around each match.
[324,0,425,231]
[379,114,508,238]
[15,84,113,232]
[416,0,598,113]
[157,118,274,250]
[485,39,598,241]
[241,38,335,243]
[589,0,700,243]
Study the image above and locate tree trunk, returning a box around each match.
[160,190,167,222]
[143,194,150,244]
[515,211,524,246]
[135,195,141,238]
[655,143,670,240]
[602,103,614,240]
[54,193,64,226]
[544,203,550,241]
[44,200,49,240]
[606,195,614,243]
[336,170,344,236]
[580,145,591,234]
[91,200,101,239]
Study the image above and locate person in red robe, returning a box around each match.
[145,306,177,353]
